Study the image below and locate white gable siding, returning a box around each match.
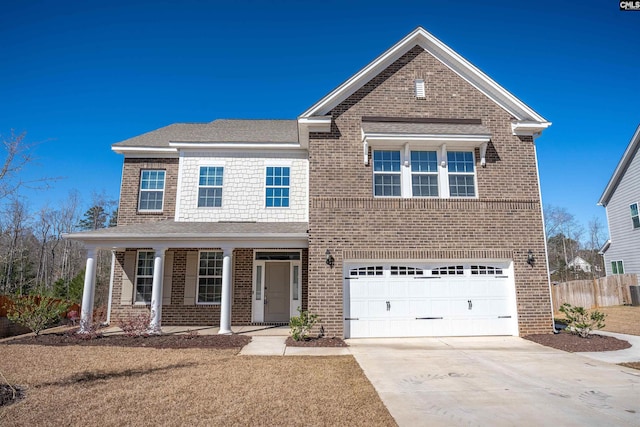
[604,145,640,275]
[176,151,308,222]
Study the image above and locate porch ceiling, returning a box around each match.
[63,220,309,250]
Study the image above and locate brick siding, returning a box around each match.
[307,46,552,337]
[110,248,308,327]
[117,158,179,225]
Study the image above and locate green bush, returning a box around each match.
[289,307,319,341]
[4,295,71,336]
[559,303,606,338]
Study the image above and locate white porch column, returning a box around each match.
[79,247,97,333]
[148,247,166,334]
[218,247,233,335]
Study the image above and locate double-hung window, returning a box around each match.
[373,151,401,196]
[198,251,223,303]
[266,166,290,207]
[139,170,165,211]
[611,260,624,275]
[372,148,476,198]
[198,166,224,207]
[447,152,476,197]
[631,203,640,229]
[411,151,439,197]
[135,251,155,303]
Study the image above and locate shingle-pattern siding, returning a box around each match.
[117,158,179,226]
[308,45,551,337]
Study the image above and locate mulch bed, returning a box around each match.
[3,331,251,349]
[285,336,348,347]
[0,384,25,407]
[524,332,631,353]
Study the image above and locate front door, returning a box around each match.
[264,262,290,322]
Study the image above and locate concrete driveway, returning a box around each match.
[348,337,640,426]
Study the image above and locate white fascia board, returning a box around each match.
[598,124,640,206]
[300,27,549,126]
[297,116,332,149]
[599,239,611,255]
[511,121,552,137]
[111,146,178,156]
[169,142,302,150]
[364,133,491,145]
[62,233,309,250]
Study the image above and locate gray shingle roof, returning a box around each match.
[113,119,299,148]
[361,121,491,136]
[64,220,308,241]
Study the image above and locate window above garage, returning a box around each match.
[363,118,491,199]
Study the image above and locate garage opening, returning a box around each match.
[344,261,518,338]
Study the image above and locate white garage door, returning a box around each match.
[344,262,518,338]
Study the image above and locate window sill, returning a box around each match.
[196,302,221,306]
[137,210,164,215]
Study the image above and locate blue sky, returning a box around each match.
[1,0,639,236]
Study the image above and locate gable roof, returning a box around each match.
[298,26,550,137]
[112,119,298,151]
[598,124,640,207]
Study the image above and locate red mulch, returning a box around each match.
[285,336,348,347]
[3,331,251,349]
[524,332,631,352]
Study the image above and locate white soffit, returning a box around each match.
[298,27,550,129]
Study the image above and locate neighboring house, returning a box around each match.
[567,256,592,273]
[599,124,640,276]
[66,27,552,338]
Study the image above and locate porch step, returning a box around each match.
[240,336,286,356]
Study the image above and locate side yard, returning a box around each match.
[572,305,640,335]
[0,345,396,426]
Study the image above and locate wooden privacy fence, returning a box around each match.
[551,274,638,312]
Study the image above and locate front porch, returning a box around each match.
[63,220,308,334]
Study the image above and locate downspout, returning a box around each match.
[533,142,558,333]
[105,250,116,325]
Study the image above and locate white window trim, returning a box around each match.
[372,146,478,199]
[197,166,224,208]
[265,166,291,208]
[630,203,640,230]
[134,250,155,305]
[196,250,223,305]
[138,169,166,212]
[611,260,624,275]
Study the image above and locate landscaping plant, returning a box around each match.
[290,307,319,341]
[118,311,153,337]
[559,303,606,338]
[3,295,71,336]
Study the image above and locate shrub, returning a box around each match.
[118,311,152,337]
[3,295,71,336]
[559,303,606,338]
[290,307,319,341]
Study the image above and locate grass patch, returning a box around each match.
[0,344,395,426]
[620,362,640,371]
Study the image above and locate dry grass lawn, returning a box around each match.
[0,345,396,426]
[555,305,640,335]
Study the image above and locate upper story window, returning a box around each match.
[373,151,401,196]
[135,251,154,303]
[448,152,475,197]
[138,170,165,212]
[372,149,476,198]
[198,166,224,208]
[266,166,290,207]
[631,203,640,229]
[411,151,439,197]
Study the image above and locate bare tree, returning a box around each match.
[0,131,58,202]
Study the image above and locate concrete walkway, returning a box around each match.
[579,331,640,363]
[348,336,640,427]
